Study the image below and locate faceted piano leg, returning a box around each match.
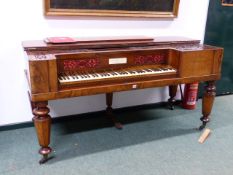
[106,93,123,129]
[32,101,52,164]
[168,85,178,110]
[199,81,216,130]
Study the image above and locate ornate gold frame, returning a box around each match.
[44,0,180,18]
[222,0,233,6]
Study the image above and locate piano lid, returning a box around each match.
[44,36,154,44]
[22,36,200,51]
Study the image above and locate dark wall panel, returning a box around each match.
[204,0,233,95]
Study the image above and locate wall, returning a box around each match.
[0,0,210,126]
[204,0,233,95]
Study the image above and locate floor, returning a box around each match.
[0,95,233,175]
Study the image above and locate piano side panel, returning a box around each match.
[29,60,50,94]
[213,48,224,75]
[179,50,215,78]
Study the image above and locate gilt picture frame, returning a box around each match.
[222,0,233,6]
[44,0,180,18]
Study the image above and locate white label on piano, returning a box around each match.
[132,84,138,89]
[109,57,127,64]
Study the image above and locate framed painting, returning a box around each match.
[222,0,233,6]
[44,0,180,18]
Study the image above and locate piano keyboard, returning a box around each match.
[58,66,177,84]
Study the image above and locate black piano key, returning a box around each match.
[64,73,70,80]
[145,69,152,72]
[59,76,64,80]
[70,72,76,79]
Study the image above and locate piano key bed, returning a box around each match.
[58,65,177,84]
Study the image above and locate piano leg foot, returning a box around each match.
[199,124,206,131]
[106,93,123,129]
[168,85,178,110]
[168,99,175,110]
[106,107,123,129]
[39,147,53,164]
[199,117,209,130]
[39,155,48,164]
[114,122,123,129]
[199,116,210,130]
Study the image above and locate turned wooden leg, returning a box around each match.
[199,81,216,130]
[32,101,52,164]
[106,93,123,129]
[168,85,178,110]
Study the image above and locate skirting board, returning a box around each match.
[0,101,181,131]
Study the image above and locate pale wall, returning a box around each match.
[0,0,210,126]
